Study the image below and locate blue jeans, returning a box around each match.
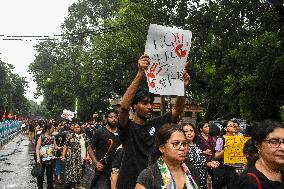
[55,159,62,176]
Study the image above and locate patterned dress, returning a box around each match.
[65,133,90,183]
[186,144,208,189]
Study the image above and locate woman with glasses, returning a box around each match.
[235,120,284,189]
[183,122,219,189]
[213,120,239,189]
[135,123,198,189]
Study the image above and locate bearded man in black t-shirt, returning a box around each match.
[88,109,121,189]
[116,54,190,189]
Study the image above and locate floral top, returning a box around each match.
[186,144,208,189]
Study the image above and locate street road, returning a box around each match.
[0,134,37,189]
[0,134,95,189]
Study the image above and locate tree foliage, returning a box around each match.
[27,100,50,120]
[29,0,284,121]
[0,60,29,117]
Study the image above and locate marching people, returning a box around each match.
[88,109,121,189]
[53,126,65,184]
[62,122,90,189]
[35,121,44,145]
[182,122,219,189]
[84,122,95,140]
[196,121,216,162]
[235,120,284,188]
[21,121,27,134]
[213,120,240,189]
[35,123,57,189]
[196,121,217,187]
[232,119,243,136]
[136,123,198,189]
[116,55,190,189]
[111,145,123,189]
[28,121,36,143]
[208,123,220,142]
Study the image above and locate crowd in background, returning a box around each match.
[21,55,283,189]
[24,115,284,189]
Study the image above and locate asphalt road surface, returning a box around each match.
[0,134,94,189]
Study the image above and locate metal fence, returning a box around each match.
[0,120,21,139]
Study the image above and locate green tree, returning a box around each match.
[0,60,29,117]
[29,0,284,122]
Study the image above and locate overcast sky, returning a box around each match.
[0,0,77,103]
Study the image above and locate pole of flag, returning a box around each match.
[75,97,78,118]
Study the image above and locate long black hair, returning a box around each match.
[243,119,284,167]
[197,121,209,133]
[150,123,185,165]
[42,123,53,134]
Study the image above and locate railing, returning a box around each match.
[0,120,21,139]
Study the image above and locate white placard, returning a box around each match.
[61,109,75,121]
[144,24,192,96]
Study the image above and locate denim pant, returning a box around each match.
[37,161,54,189]
[55,159,62,176]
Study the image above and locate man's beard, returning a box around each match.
[107,121,117,128]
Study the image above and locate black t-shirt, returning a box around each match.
[137,163,187,189]
[137,163,163,189]
[54,134,65,158]
[117,112,172,189]
[112,147,123,170]
[55,134,65,147]
[84,127,94,140]
[235,165,284,189]
[28,124,35,132]
[90,126,121,174]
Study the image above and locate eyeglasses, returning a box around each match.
[169,141,189,150]
[263,138,284,148]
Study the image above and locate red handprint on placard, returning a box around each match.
[149,79,156,88]
[147,63,158,79]
[172,33,189,59]
[146,63,161,88]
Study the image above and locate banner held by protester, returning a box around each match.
[144,24,192,96]
[61,109,75,121]
[224,136,251,164]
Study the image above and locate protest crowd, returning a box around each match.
[18,55,283,189]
